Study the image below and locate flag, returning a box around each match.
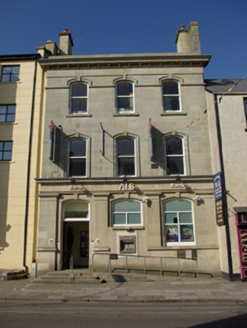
[149,118,153,161]
[49,121,55,160]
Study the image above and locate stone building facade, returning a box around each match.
[35,23,220,277]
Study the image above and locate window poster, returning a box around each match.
[238,228,247,281]
[181,225,194,242]
[239,229,247,263]
[166,225,178,242]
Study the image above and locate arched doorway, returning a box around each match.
[62,201,89,269]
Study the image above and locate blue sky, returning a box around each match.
[1,0,246,79]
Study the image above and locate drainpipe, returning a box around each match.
[214,94,233,280]
[23,58,39,273]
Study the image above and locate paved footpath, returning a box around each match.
[1,276,247,303]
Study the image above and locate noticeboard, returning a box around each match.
[215,198,224,226]
[238,228,247,281]
[213,172,225,226]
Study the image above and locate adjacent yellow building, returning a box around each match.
[0,54,43,274]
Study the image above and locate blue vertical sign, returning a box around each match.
[213,172,222,200]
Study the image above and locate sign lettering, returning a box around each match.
[69,185,85,190]
[119,183,135,190]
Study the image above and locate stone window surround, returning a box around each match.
[67,134,91,178]
[162,197,196,246]
[160,77,182,113]
[112,199,142,226]
[163,131,190,176]
[113,132,140,178]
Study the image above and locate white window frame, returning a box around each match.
[68,139,87,177]
[162,81,181,112]
[70,83,88,114]
[163,199,195,246]
[116,82,134,113]
[165,137,185,176]
[117,137,136,177]
[63,201,90,222]
[112,199,142,226]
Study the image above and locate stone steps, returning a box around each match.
[33,270,107,284]
[33,269,197,284]
[0,270,28,281]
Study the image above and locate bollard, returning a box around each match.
[70,254,74,280]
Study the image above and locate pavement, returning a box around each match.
[1,272,247,303]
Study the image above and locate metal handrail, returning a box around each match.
[92,253,198,278]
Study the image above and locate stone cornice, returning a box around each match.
[39,53,211,70]
[36,175,214,185]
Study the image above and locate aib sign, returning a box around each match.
[213,172,223,200]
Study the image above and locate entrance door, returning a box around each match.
[62,201,90,269]
[63,221,89,269]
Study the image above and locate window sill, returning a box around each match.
[66,114,92,118]
[0,160,15,164]
[0,122,17,125]
[94,247,110,252]
[161,112,187,116]
[112,226,144,231]
[113,113,140,117]
[0,81,21,84]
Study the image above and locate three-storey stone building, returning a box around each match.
[35,23,220,277]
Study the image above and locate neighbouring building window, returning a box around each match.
[163,199,194,244]
[69,139,86,176]
[162,81,180,111]
[116,82,134,113]
[117,137,135,176]
[0,105,16,123]
[244,98,247,125]
[0,141,13,161]
[165,137,184,175]
[1,66,20,82]
[113,199,142,226]
[70,83,88,114]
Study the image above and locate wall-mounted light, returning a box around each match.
[192,195,202,204]
[142,196,150,203]
[142,197,152,207]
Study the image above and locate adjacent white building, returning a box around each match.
[206,79,247,281]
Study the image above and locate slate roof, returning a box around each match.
[205,79,247,94]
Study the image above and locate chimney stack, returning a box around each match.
[175,22,201,54]
[44,41,58,55]
[59,29,73,55]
